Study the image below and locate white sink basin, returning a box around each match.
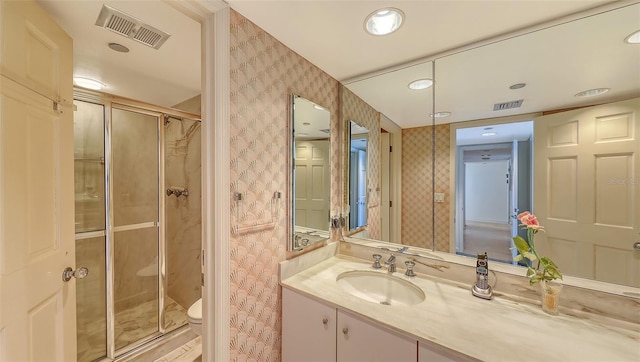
[336,270,425,306]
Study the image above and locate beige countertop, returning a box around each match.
[281,255,640,361]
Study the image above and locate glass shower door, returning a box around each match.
[74,100,107,362]
[111,106,161,351]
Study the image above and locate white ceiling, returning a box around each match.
[37,0,201,108]
[36,0,640,129]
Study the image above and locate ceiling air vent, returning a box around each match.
[95,5,170,50]
[493,99,524,111]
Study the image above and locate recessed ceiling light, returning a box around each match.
[575,88,610,97]
[431,112,451,118]
[625,30,640,44]
[302,122,311,126]
[408,79,433,90]
[364,8,404,36]
[108,42,130,53]
[297,133,308,137]
[73,77,106,90]
[509,83,526,90]
[482,132,497,137]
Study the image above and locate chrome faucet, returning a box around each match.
[384,254,396,273]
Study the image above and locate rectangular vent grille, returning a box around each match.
[493,99,524,111]
[95,5,170,50]
[105,15,135,37]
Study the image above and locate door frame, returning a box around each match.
[167,1,230,361]
[380,114,402,244]
[449,114,538,254]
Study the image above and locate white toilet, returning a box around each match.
[187,298,202,335]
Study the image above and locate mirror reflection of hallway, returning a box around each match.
[454,121,533,263]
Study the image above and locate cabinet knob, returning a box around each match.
[633,241,640,251]
[322,318,328,325]
[342,327,349,335]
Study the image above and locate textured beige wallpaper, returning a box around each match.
[229,10,340,361]
[401,124,450,251]
[341,87,381,239]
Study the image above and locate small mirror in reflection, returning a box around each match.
[348,121,369,230]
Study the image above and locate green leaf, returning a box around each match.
[526,268,535,277]
[512,235,530,253]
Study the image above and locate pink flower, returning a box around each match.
[517,211,531,222]
[519,212,544,230]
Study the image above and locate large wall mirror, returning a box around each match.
[291,95,331,251]
[342,3,640,289]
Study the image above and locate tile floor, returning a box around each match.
[77,297,188,361]
[154,336,202,362]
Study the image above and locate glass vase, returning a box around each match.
[540,279,562,315]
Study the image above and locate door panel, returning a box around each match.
[534,98,640,287]
[0,0,72,105]
[295,140,330,230]
[0,1,74,360]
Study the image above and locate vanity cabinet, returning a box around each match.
[282,287,336,362]
[337,309,416,361]
[283,288,417,362]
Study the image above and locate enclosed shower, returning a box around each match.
[73,91,201,361]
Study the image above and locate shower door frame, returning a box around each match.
[73,89,201,360]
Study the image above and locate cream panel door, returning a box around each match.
[534,98,640,287]
[295,140,330,230]
[0,0,75,360]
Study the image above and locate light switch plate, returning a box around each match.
[434,192,445,203]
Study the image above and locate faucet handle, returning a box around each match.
[405,260,416,277]
[385,254,397,273]
[372,254,382,269]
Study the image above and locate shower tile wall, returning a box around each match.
[165,117,202,312]
[229,9,340,361]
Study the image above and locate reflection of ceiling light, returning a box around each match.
[74,77,106,90]
[625,30,640,44]
[575,88,610,97]
[364,8,404,36]
[431,112,451,118]
[509,83,526,90]
[408,79,433,90]
[482,132,497,136]
[313,105,325,111]
[297,133,308,137]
